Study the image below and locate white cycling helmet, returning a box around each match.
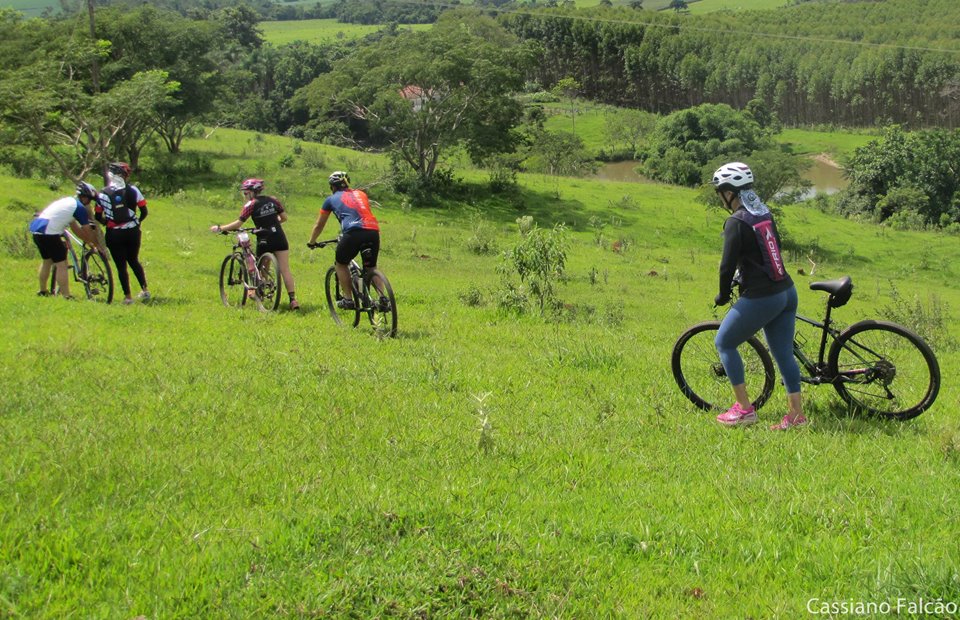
[711,162,754,190]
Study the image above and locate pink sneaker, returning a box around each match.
[770,414,808,431]
[717,402,757,426]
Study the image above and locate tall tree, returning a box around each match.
[296,10,538,185]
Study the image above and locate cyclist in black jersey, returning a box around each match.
[209,178,300,310]
[712,162,807,431]
[96,162,151,305]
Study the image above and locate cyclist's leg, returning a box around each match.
[716,294,787,410]
[359,231,384,293]
[760,287,801,393]
[760,287,806,426]
[260,231,296,306]
[335,232,362,301]
[38,258,53,293]
[33,234,60,295]
[106,229,132,300]
[126,228,148,292]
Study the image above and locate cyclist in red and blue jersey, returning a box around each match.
[308,171,381,310]
[96,162,151,305]
[30,182,105,298]
[209,178,300,310]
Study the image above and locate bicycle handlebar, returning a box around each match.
[220,227,265,236]
[307,238,338,249]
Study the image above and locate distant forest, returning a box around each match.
[501,0,960,127]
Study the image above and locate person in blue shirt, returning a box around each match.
[30,182,105,298]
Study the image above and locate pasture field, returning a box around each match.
[778,128,879,163]
[261,18,432,46]
[2,0,58,15]
[687,0,795,14]
[1,128,959,616]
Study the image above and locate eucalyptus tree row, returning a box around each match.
[499,0,960,127]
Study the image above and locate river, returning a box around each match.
[593,157,847,199]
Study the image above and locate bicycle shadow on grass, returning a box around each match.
[795,401,926,437]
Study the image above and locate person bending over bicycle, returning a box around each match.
[30,182,105,299]
[96,162,151,305]
[711,162,807,430]
[308,171,381,310]
[209,178,300,310]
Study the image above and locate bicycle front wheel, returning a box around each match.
[325,266,360,327]
[81,250,114,303]
[363,269,397,338]
[256,252,281,312]
[828,320,940,420]
[219,254,249,308]
[672,321,776,412]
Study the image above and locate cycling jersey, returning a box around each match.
[321,189,379,233]
[97,185,146,230]
[240,195,285,231]
[30,197,90,235]
[240,195,288,256]
[718,208,793,300]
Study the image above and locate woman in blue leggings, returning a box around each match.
[710,162,807,430]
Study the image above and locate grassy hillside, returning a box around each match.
[2,129,959,616]
[688,0,795,14]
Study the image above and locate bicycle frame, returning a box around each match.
[793,313,840,385]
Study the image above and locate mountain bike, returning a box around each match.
[50,229,114,303]
[672,276,940,420]
[308,239,397,338]
[217,228,281,311]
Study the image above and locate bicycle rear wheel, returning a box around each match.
[672,321,776,412]
[81,249,114,303]
[325,266,360,327]
[362,269,397,338]
[828,320,940,420]
[219,254,249,308]
[256,252,281,312]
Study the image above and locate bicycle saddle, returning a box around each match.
[810,276,853,307]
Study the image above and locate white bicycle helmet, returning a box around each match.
[711,162,754,190]
[328,170,350,189]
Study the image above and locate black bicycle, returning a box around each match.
[672,276,940,420]
[50,229,114,303]
[217,228,281,312]
[308,239,397,338]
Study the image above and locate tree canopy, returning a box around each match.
[295,10,539,184]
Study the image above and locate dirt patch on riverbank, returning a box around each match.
[813,152,841,168]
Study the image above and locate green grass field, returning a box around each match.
[687,0,794,14]
[2,0,58,15]
[2,128,959,616]
[261,18,432,46]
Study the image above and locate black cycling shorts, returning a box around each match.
[33,234,67,262]
[256,229,289,256]
[336,228,380,269]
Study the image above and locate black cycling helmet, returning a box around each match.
[108,162,131,178]
[76,181,98,199]
[328,170,350,190]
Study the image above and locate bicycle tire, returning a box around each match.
[828,320,940,420]
[256,252,281,312]
[363,269,397,338]
[81,249,114,303]
[672,321,776,412]
[219,253,249,308]
[325,266,360,327]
